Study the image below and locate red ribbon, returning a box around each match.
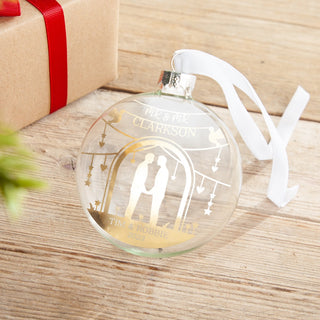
[26,0,68,113]
[0,0,21,16]
[1,1,68,113]
[1,0,68,113]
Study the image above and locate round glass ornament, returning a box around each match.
[77,71,242,257]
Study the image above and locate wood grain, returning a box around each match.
[0,90,319,319]
[1,1,319,318]
[105,0,320,121]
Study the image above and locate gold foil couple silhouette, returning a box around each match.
[125,153,169,226]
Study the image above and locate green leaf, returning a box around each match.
[0,125,47,219]
[0,129,19,148]
[2,183,26,220]
[0,155,36,173]
[14,176,47,189]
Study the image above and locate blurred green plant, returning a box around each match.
[0,126,46,220]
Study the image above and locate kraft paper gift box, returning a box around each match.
[0,0,119,129]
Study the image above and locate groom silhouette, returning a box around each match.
[149,156,169,226]
[125,153,154,220]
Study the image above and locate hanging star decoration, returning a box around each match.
[203,182,218,216]
[94,200,101,210]
[85,156,94,186]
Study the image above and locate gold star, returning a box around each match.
[85,180,91,186]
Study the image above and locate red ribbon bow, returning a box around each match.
[0,0,21,16]
[0,0,68,113]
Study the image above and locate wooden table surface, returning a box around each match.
[1,1,320,319]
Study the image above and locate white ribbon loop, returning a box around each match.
[172,49,310,207]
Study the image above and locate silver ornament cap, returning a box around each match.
[158,71,196,98]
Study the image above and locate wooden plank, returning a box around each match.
[123,0,320,29]
[105,0,320,121]
[0,90,319,319]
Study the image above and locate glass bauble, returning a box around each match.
[77,71,241,257]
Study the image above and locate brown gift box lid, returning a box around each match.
[0,0,119,129]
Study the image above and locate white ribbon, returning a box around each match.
[172,49,310,207]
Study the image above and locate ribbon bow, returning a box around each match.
[0,0,20,16]
[172,49,310,207]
